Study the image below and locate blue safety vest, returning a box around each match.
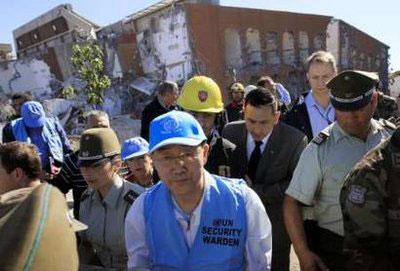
[144,174,247,271]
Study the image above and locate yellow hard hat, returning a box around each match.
[177,76,224,113]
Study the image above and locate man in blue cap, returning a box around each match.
[2,101,72,177]
[125,110,272,270]
[121,136,157,187]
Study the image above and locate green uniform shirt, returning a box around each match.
[79,176,144,269]
[340,131,400,270]
[286,119,392,236]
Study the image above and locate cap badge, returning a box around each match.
[344,75,350,81]
[198,90,208,102]
[81,151,89,157]
[162,116,179,134]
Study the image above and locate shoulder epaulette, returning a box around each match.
[312,130,330,145]
[124,190,140,204]
[379,118,397,130]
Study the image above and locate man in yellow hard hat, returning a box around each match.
[177,76,238,177]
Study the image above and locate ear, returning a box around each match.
[371,91,379,111]
[201,144,210,165]
[273,111,281,124]
[12,167,26,184]
[112,158,123,171]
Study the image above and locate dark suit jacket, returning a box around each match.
[222,121,307,204]
[282,92,313,142]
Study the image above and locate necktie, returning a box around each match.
[247,140,262,183]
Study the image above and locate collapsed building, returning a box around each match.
[97,0,389,101]
[0,1,390,134]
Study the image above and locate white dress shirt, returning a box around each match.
[246,132,271,161]
[125,171,272,271]
[304,90,335,138]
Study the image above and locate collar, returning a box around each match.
[94,175,124,208]
[305,90,333,112]
[247,131,271,146]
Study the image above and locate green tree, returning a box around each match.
[71,43,111,105]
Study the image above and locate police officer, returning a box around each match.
[125,110,272,270]
[78,128,144,270]
[340,128,400,270]
[283,70,395,271]
[177,76,238,177]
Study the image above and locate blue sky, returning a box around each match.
[1,0,399,71]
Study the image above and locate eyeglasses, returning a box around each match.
[154,149,202,166]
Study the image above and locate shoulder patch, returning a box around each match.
[347,185,367,205]
[379,118,397,130]
[312,130,330,145]
[124,190,140,204]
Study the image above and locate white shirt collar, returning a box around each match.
[246,132,271,161]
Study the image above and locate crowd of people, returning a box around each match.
[0,50,399,271]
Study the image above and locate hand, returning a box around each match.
[298,250,329,271]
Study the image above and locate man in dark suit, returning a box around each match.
[140,81,180,141]
[282,51,337,141]
[223,87,307,271]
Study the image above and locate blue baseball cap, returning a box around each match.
[121,137,149,161]
[21,101,46,128]
[149,110,207,153]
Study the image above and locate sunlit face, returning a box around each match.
[125,154,153,185]
[161,87,180,107]
[231,91,244,103]
[190,111,216,137]
[151,144,209,196]
[80,160,115,191]
[244,104,280,141]
[307,62,336,95]
[335,93,378,138]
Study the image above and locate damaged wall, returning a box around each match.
[0,58,53,98]
[135,4,194,83]
[184,3,332,100]
[335,20,389,91]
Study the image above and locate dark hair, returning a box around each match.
[157,81,178,96]
[256,76,274,87]
[11,92,33,102]
[0,142,42,179]
[244,87,278,112]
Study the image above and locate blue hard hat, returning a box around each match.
[21,101,46,128]
[121,137,149,161]
[149,110,207,153]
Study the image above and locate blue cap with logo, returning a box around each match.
[149,110,207,153]
[121,137,149,161]
[21,101,46,128]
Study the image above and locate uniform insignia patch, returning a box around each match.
[348,185,367,205]
[312,131,330,145]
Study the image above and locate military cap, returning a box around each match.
[79,127,120,167]
[327,70,379,111]
[0,184,79,270]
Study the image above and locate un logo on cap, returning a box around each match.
[162,116,179,134]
